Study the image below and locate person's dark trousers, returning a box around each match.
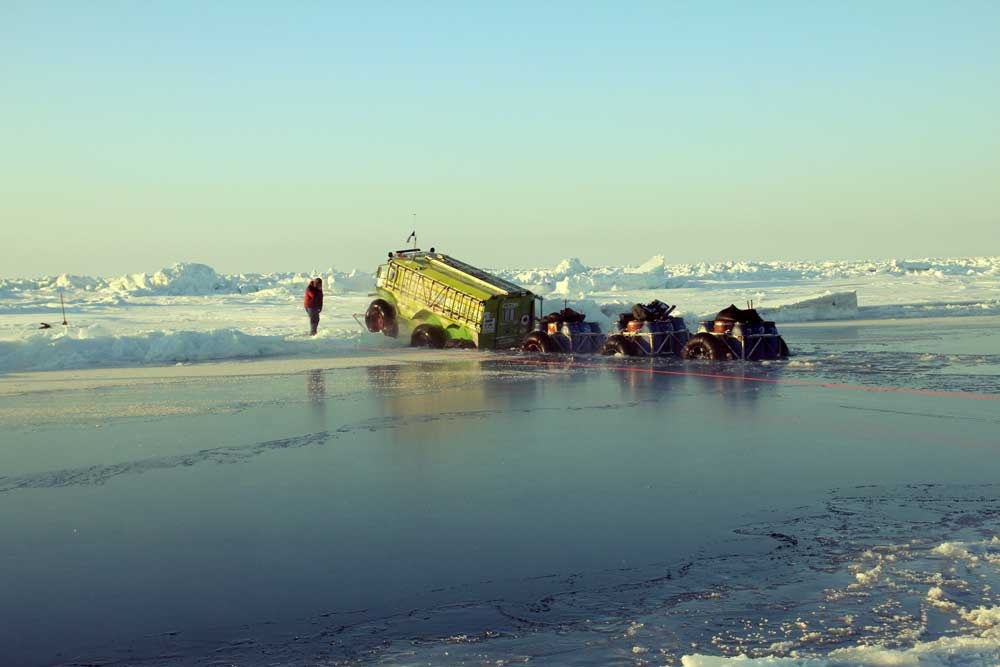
[306,308,320,335]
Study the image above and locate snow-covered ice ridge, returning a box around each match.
[500,255,1000,294]
[0,262,373,297]
[2,256,999,372]
[2,256,999,297]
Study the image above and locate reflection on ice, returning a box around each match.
[306,368,326,403]
[1,332,998,666]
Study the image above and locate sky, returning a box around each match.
[2,1,999,276]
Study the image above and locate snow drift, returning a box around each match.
[0,326,367,373]
[757,292,859,323]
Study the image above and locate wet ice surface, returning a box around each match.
[0,319,998,666]
[775,316,1000,399]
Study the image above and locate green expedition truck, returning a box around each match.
[364,249,537,350]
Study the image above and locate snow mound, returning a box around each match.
[630,254,666,274]
[758,292,859,322]
[107,262,225,295]
[0,263,376,299]
[554,257,589,276]
[495,256,1000,295]
[505,255,673,296]
[0,326,364,373]
[319,268,373,294]
[54,273,104,291]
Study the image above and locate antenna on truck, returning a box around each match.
[406,225,417,250]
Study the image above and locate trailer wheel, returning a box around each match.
[521,331,557,354]
[682,333,731,360]
[602,335,637,357]
[365,300,396,335]
[410,324,446,349]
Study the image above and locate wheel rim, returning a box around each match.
[367,310,384,332]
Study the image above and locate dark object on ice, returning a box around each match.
[39,322,52,329]
[629,299,676,323]
[713,304,764,326]
[539,308,586,325]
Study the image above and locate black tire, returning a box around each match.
[777,337,790,358]
[410,323,446,348]
[454,339,477,349]
[682,332,731,360]
[601,335,638,357]
[521,330,558,353]
[365,300,396,335]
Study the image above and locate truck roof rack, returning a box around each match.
[427,254,527,295]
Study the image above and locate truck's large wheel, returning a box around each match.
[682,333,731,360]
[521,331,557,353]
[365,300,396,336]
[410,324,446,349]
[602,335,638,357]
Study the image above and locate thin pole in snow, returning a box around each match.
[60,288,68,326]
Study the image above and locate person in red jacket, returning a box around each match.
[304,278,324,336]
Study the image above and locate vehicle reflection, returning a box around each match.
[305,368,327,426]
[364,360,542,445]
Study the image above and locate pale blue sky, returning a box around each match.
[2,2,998,276]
